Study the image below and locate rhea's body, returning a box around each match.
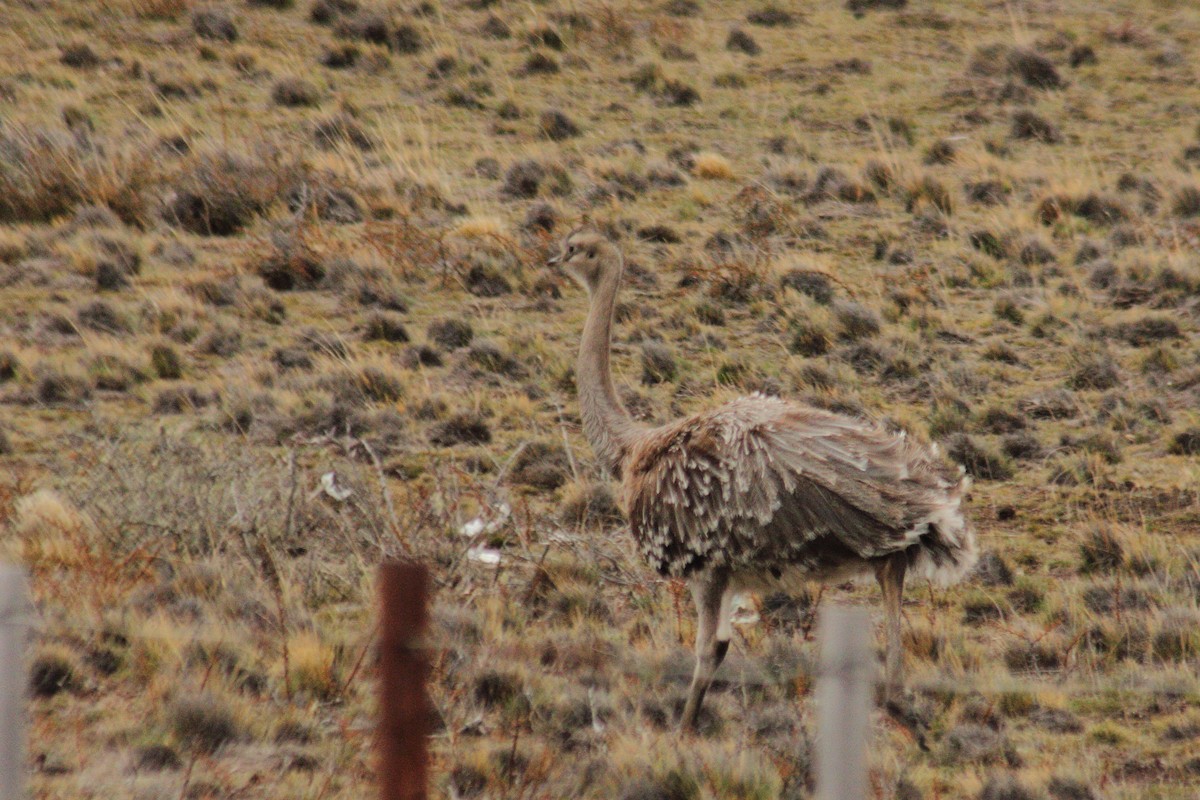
[623,393,974,589]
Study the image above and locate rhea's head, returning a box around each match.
[546,229,619,293]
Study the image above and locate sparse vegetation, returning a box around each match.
[1,1,1198,798]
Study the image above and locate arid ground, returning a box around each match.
[1,0,1199,798]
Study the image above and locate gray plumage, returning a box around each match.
[548,230,978,731]
[625,395,975,586]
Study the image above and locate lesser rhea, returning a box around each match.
[548,230,977,730]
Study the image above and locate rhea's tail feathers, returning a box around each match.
[907,474,978,586]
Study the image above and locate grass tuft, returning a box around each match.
[170,693,240,753]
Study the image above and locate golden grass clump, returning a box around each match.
[12,490,93,568]
[692,152,736,180]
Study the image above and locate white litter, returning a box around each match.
[467,546,502,566]
[588,688,606,733]
[459,502,512,538]
[459,517,486,538]
[729,592,760,626]
[320,471,353,502]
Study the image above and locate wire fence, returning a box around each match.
[2,556,1196,798]
[0,560,897,800]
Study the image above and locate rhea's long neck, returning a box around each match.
[577,255,639,476]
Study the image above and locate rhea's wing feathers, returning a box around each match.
[626,397,955,576]
[759,406,957,551]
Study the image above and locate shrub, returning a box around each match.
[472,671,520,705]
[390,23,424,54]
[171,693,240,753]
[665,0,699,16]
[430,413,491,446]
[465,265,511,298]
[77,300,129,334]
[272,78,320,107]
[938,724,1011,766]
[1172,186,1200,217]
[1001,432,1043,460]
[312,115,375,151]
[466,341,523,377]
[509,441,571,490]
[846,0,907,12]
[501,160,545,198]
[1168,428,1200,455]
[321,366,402,406]
[60,42,101,68]
[1011,109,1062,142]
[286,177,362,225]
[153,385,211,414]
[192,10,238,42]
[427,318,474,350]
[1151,609,1200,661]
[1069,45,1097,67]
[747,6,795,26]
[30,649,79,698]
[560,481,623,526]
[964,180,1011,206]
[1007,48,1062,89]
[1018,238,1056,264]
[480,15,510,38]
[153,343,186,381]
[1112,315,1181,346]
[522,52,559,75]
[166,150,299,236]
[319,44,359,69]
[924,138,956,165]
[258,236,327,292]
[335,12,423,53]
[538,110,580,141]
[1079,525,1123,573]
[1066,348,1120,391]
[362,312,409,343]
[1004,639,1063,671]
[979,775,1039,800]
[833,301,881,341]
[726,29,760,55]
[0,125,154,225]
[780,271,834,304]
[0,351,18,383]
[132,744,182,772]
[1038,193,1129,226]
[789,322,830,356]
[310,0,357,24]
[946,433,1014,480]
[640,342,677,384]
[973,551,1014,586]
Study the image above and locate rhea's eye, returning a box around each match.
[567,245,576,254]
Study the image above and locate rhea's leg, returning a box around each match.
[875,552,908,701]
[681,570,731,732]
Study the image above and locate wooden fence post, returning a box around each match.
[0,565,29,800]
[378,562,431,800]
[816,606,872,800]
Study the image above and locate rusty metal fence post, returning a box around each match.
[378,562,431,800]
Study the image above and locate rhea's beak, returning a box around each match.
[545,252,563,267]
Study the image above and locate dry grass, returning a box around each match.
[1,0,1199,798]
[693,152,736,181]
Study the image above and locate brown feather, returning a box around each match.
[623,394,976,585]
